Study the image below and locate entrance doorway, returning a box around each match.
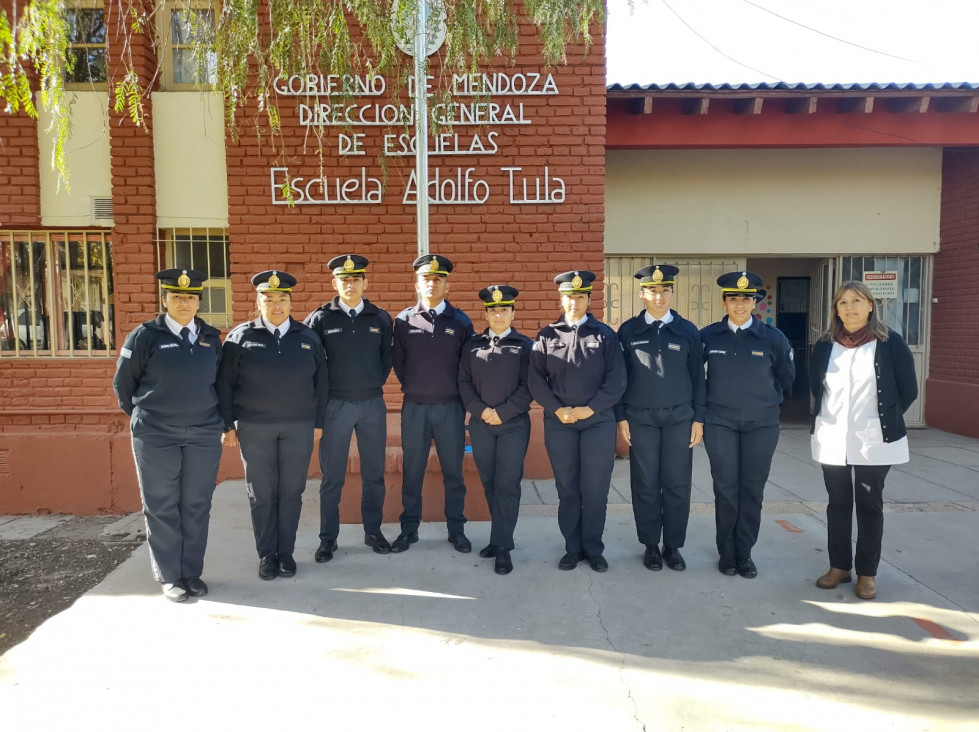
[776,276,811,426]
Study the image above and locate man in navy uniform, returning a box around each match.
[305,254,394,561]
[529,270,626,572]
[701,271,795,578]
[616,265,706,573]
[458,285,533,575]
[113,268,223,602]
[392,254,475,553]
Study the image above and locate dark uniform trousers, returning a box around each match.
[822,463,890,577]
[131,413,223,583]
[704,416,780,563]
[468,413,530,550]
[543,409,617,557]
[237,419,314,558]
[627,403,695,549]
[319,397,387,541]
[400,400,467,535]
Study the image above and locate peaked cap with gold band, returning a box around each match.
[412,254,454,276]
[634,264,679,287]
[328,254,369,277]
[716,270,766,301]
[554,270,596,293]
[477,285,519,308]
[251,269,297,292]
[156,268,207,294]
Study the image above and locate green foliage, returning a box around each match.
[1,0,605,189]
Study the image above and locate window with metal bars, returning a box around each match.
[160,228,232,328]
[0,231,114,357]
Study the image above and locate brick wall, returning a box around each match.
[925,147,979,436]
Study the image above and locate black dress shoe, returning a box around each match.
[737,558,758,579]
[663,547,686,571]
[718,558,737,576]
[390,531,419,553]
[448,532,472,553]
[494,548,513,575]
[259,554,279,580]
[643,545,663,571]
[558,551,583,570]
[589,555,609,573]
[162,581,187,603]
[479,543,498,558]
[314,540,338,563]
[364,533,391,554]
[278,554,297,577]
[183,577,208,597]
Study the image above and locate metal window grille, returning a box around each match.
[159,228,232,328]
[0,231,114,357]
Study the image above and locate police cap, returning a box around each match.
[478,285,519,308]
[412,254,453,276]
[554,270,596,294]
[156,268,207,294]
[251,270,297,292]
[635,264,679,287]
[717,271,766,300]
[328,254,368,277]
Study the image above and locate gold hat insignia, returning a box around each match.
[652,267,664,283]
[177,271,190,289]
[492,288,503,302]
[344,257,354,271]
[571,274,583,289]
[269,272,281,289]
[737,274,749,290]
[429,257,440,273]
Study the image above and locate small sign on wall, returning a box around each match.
[863,271,899,299]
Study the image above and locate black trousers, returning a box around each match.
[821,463,890,576]
[400,400,467,535]
[469,413,530,550]
[626,404,694,549]
[543,409,616,558]
[704,418,780,563]
[318,397,387,541]
[131,413,222,583]
[237,420,314,558]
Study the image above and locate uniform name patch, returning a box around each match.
[326,328,343,335]
[159,343,178,349]
[630,340,649,346]
[120,347,132,358]
[369,327,380,334]
[751,350,765,357]
[506,347,521,354]
[445,327,456,335]
[668,343,681,351]
[198,340,211,347]
[243,342,266,348]
[708,349,727,355]
[409,328,424,334]
[301,343,311,350]
[586,341,600,348]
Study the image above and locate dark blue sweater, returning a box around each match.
[458,328,533,423]
[394,301,474,404]
[700,316,795,424]
[304,297,393,402]
[113,315,222,424]
[615,310,707,423]
[217,318,328,428]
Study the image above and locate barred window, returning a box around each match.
[0,231,114,357]
[65,2,107,86]
[160,228,231,328]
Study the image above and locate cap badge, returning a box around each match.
[737,274,749,289]
[269,272,281,289]
[177,271,190,289]
[652,267,664,283]
[571,274,583,289]
[492,288,503,302]
[344,257,354,272]
[429,257,440,273]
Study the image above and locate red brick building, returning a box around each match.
[1,3,978,515]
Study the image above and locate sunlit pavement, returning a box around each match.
[1,428,977,731]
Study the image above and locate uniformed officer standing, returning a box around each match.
[529,271,626,572]
[217,271,328,581]
[701,271,795,578]
[392,254,475,553]
[616,265,706,573]
[458,285,533,575]
[113,268,223,602]
[304,254,394,562]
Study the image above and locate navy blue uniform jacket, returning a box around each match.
[394,301,474,403]
[458,328,533,423]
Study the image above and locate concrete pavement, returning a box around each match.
[1,427,977,731]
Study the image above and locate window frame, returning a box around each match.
[159,227,232,328]
[64,0,108,89]
[158,0,220,91]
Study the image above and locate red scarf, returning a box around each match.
[836,325,874,348]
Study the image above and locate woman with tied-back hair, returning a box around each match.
[810,280,918,601]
